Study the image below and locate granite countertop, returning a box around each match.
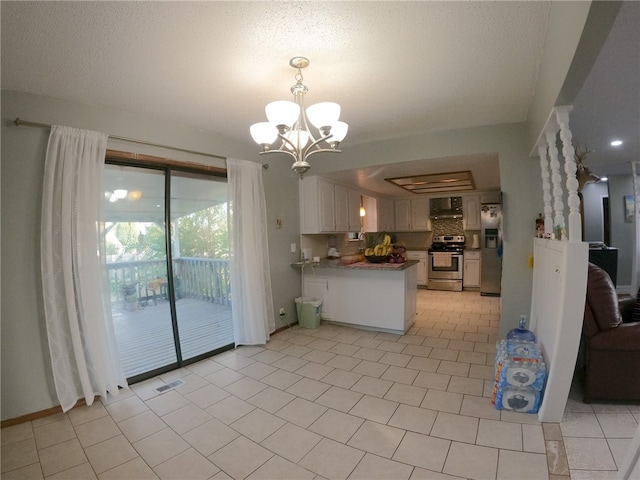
[291,259,419,271]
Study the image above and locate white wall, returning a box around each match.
[608,174,636,289]
[0,90,303,420]
[581,181,609,242]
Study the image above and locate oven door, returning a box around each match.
[428,252,463,280]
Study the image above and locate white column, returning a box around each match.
[545,127,566,236]
[537,143,553,235]
[555,107,581,242]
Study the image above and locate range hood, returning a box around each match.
[430,196,463,218]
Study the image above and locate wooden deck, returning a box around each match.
[111,297,233,378]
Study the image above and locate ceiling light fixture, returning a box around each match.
[250,57,348,178]
[610,140,623,146]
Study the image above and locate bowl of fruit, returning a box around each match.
[364,232,394,263]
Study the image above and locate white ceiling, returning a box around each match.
[2,1,637,195]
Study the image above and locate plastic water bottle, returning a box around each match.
[507,315,536,342]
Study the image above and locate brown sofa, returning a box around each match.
[580,263,640,402]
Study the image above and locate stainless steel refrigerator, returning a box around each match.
[480,203,503,296]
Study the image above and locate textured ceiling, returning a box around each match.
[1,1,550,148]
[2,1,637,195]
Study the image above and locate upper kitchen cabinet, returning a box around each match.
[334,184,350,232]
[377,197,394,232]
[362,195,379,232]
[394,198,431,231]
[394,199,411,231]
[463,195,481,230]
[348,188,363,232]
[300,176,336,233]
[411,198,431,231]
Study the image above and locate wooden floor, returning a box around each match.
[111,297,233,378]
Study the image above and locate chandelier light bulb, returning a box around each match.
[265,101,300,131]
[329,121,349,144]
[306,102,341,131]
[250,122,278,147]
[284,128,310,151]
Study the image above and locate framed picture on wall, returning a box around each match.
[624,195,635,222]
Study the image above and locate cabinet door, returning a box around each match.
[303,277,331,319]
[377,197,394,231]
[411,198,431,231]
[406,251,428,285]
[363,195,378,232]
[394,199,411,231]
[463,259,480,287]
[317,179,336,232]
[463,195,481,230]
[334,184,349,232]
[348,189,362,232]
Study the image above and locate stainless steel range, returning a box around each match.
[428,235,465,291]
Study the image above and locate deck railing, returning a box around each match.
[107,257,231,306]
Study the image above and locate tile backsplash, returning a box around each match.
[431,218,464,235]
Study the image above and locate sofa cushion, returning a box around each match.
[586,263,622,332]
[633,288,640,323]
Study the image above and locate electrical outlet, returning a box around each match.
[291,243,297,254]
[279,307,286,316]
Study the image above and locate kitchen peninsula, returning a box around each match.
[294,259,418,334]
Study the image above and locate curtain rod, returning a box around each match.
[13,117,268,169]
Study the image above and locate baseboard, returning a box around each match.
[1,398,89,428]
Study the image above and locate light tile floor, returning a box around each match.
[2,289,639,479]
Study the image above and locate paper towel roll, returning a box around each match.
[472,234,480,249]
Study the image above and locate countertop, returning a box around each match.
[291,259,419,271]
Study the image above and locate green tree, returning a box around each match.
[177,203,229,258]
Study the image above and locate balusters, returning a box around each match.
[545,127,566,235]
[537,144,553,235]
[556,107,581,242]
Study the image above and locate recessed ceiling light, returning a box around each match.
[601,177,608,182]
[610,140,623,146]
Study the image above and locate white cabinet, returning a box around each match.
[463,250,481,288]
[406,251,428,286]
[300,177,366,233]
[394,200,412,231]
[306,265,417,333]
[362,195,378,232]
[463,195,481,230]
[303,277,332,319]
[300,176,336,233]
[348,188,363,232]
[394,199,431,231]
[411,198,431,231]
[377,197,395,232]
[334,184,349,232]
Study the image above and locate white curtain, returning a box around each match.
[41,125,128,412]
[227,158,275,345]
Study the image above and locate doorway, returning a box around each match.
[104,162,233,382]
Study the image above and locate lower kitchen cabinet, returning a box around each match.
[406,251,428,286]
[463,250,481,288]
[302,263,417,333]
[302,276,332,319]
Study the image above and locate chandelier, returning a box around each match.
[250,57,348,178]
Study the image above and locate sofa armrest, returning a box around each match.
[590,321,640,351]
[619,297,637,323]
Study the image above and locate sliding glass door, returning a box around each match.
[104,163,233,381]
